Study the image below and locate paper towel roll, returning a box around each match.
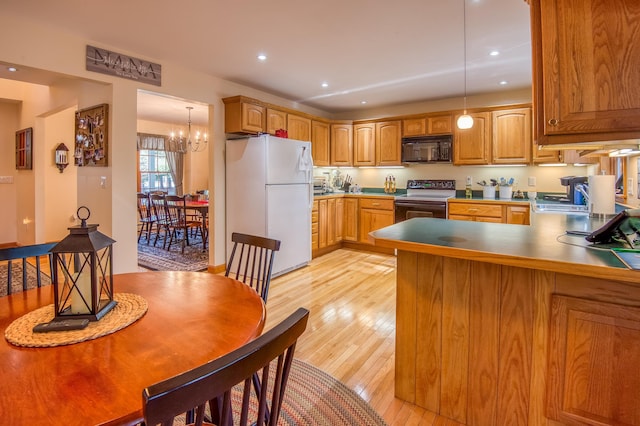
[588,175,616,215]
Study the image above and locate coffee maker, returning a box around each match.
[560,176,588,204]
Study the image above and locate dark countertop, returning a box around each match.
[370,213,640,284]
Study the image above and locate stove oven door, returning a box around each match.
[394,201,447,222]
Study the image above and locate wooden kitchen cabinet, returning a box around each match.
[266,108,287,135]
[330,123,353,166]
[453,112,491,165]
[403,114,452,137]
[317,199,327,249]
[311,200,319,250]
[223,97,265,134]
[287,114,311,141]
[353,123,376,166]
[343,198,358,242]
[547,295,640,425]
[311,120,330,166]
[532,144,560,163]
[375,121,402,166]
[492,108,532,164]
[448,200,530,225]
[530,0,640,145]
[335,198,344,243]
[313,197,343,255]
[402,117,426,137]
[358,197,395,244]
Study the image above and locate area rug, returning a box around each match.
[174,358,387,426]
[137,235,208,272]
[0,262,51,297]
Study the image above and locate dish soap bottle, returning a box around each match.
[465,176,472,199]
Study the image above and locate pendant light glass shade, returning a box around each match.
[457,0,474,130]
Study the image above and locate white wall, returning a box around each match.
[0,101,19,244]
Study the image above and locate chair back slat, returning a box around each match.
[0,243,56,296]
[225,232,281,302]
[142,307,309,426]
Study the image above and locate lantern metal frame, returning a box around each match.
[51,206,117,321]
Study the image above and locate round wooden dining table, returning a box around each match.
[0,271,266,426]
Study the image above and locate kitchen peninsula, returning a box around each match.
[370,214,640,425]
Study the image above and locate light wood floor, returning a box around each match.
[261,248,457,426]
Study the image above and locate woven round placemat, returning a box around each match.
[4,293,148,348]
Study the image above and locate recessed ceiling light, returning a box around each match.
[257,54,267,61]
[360,101,367,105]
[499,80,508,85]
[7,66,17,72]
[489,50,500,56]
[321,82,329,88]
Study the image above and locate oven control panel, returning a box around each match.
[406,179,456,190]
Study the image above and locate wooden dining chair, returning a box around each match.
[0,243,56,296]
[165,195,204,253]
[149,193,170,248]
[137,193,157,244]
[225,232,281,303]
[142,307,309,426]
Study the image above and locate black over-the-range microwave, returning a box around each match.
[401,135,453,164]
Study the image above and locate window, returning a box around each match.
[139,149,175,194]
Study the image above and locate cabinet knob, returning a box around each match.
[548,118,559,126]
[468,208,478,212]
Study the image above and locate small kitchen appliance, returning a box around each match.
[560,176,588,204]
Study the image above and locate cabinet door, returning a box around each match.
[534,0,640,143]
[343,198,358,242]
[547,295,640,425]
[317,199,327,249]
[453,112,491,165]
[327,198,336,246]
[376,120,402,166]
[224,101,265,134]
[492,108,532,164]
[311,121,330,167]
[331,124,353,166]
[311,201,319,250]
[532,144,560,163]
[359,208,394,244]
[335,198,344,242]
[353,123,376,166]
[287,114,311,141]
[403,118,427,137]
[428,114,453,135]
[266,108,287,135]
[505,205,530,225]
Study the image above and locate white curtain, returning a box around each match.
[137,133,184,195]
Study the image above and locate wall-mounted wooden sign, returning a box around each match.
[75,104,109,167]
[85,45,161,86]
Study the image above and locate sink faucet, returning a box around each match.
[575,183,589,203]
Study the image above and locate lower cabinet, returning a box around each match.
[343,198,358,242]
[547,295,640,425]
[313,197,344,257]
[448,200,530,225]
[358,198,395,244]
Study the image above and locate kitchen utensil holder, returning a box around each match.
[483,186,496,199]
[499,186,513,199]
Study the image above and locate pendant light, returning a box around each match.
[457,0,474,130]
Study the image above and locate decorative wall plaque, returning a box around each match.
[75,104,108,167]
[15,127,33,170]
[85,45,161,86]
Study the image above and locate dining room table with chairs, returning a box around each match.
[0,270,266,425]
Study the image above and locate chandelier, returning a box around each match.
[168,106,208,153]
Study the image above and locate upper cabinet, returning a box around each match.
[491,108,532,164]
[530,0,640,144]
[402,114,453,137]
[353,123,375,166]
[287,114,311,141]
[330,123,353,166]
[311,120,330,167]
[223,97,265,134]
[453,112,491,165]
[266,108,287,135]
[376,121,402,166]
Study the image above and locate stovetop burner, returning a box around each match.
[397,179,456,203]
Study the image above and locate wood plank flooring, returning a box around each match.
[262,248,457,426]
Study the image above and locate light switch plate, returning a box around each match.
[0,176,14,184]
[528,176,536,187]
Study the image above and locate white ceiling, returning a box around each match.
[1,0,532,124]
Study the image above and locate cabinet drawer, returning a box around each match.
[311,222,318,233]
[359,198,395,210]
[448,202,502,218]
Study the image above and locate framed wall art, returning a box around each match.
[75,103,108,167]
[15,127,33,170]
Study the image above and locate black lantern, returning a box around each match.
[55,143,69,173]
[51,206,117,321]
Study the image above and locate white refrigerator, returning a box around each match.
[225,135,313,277]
